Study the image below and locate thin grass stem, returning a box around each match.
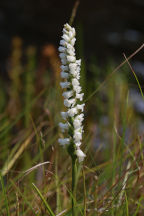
[69,0,80,26]
[72,157,77,216]
[82,166,86,216]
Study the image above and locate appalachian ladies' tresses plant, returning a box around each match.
[58,23,86,163]
[58,23,85,215]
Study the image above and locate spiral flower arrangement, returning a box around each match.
[58,23,86,163]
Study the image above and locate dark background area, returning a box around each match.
[0,0,144,72]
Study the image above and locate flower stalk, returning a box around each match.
[58,23,86,215]
[72,156,77,215]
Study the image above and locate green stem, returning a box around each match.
[82,166,86,216]
[69,0,80,26]
[72,157,77,216]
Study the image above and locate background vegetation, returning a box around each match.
[0,35,144,215]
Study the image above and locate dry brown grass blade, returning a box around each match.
[1,120,49,177]
[69,0,80,26]
[123,52,144,98]
[1,136,32,176]
[23,161,50,177]
[56,209,68,216]
[113,43,144,73]
[85,43,144,103]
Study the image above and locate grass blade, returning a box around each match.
[0,173,10,216]
[32,183,55,216]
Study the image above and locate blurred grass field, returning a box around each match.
[0,35,144,216]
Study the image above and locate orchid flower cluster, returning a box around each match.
[58,23,86,163]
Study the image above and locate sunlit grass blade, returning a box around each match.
[1,136,32,176]
[32,183,55,216]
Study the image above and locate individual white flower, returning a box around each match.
[68,107,78,117]
[64,24,75,37]
[72,28,76,36]
[69,63,77,76]
[73,119,82,129]
[64,23,72,31]
[61,72,69,79]
[76,64,81,79]
[60,65,69,71]
[76,59,81,66]
[58,46,66,52]
[76,73,80,80]
[70,38,76,46]
[75,114,84,122]
[61,58,67,65]
[76,148,86,162]
[76,65,80,73]
[77,104,85,111]
[76,93,84,101]
[62,34,70,42]
[74,86,82,93]
[75,142,81,147]
[72,78,79,87]
[60,39,67,47]
[74,131,82,142]
[67,44,75,52]
[62,91,73,99]
[58,138,70,145]
[63,28,69,35]
[60,82,70,89]
[67,56,76,63]
[59,122,69,132]
[69,31,75,39]
[73,118,84,130]
[64,98,76,108]
[61,112,68,120]
[71,27,76,36]
[67,49,75,56]
[59,53,66,59]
